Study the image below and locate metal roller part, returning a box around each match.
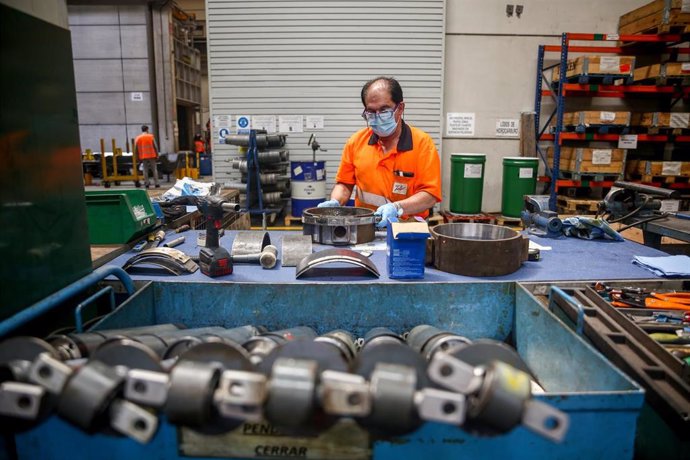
[302,207,376,246]
[314,330,358,364]
[227,181,291,194]
[281,234,313,267]
[243,327,318,365]
[56,360,124,432]
[445,339,535,379]
[48,324,182,360]
[258,339,352,429]
[366,363,420,436]
[427,353,569,442]
[406,325,472,360]
[223,133,286,149]
[295,248,380,279]
[164,360,222,430]
[168,341,254,433]
[0,336,58,381]
[430,223,528,277]
[163,327,260,361]
[353,340,430,436]
[231,231,271,257]
[264,357,318,429]
[362,327,405,350]
[91,338,163,374]
[132,326,254,358]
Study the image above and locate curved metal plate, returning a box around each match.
[231,231,270,257]
[122,248,198,275]
[281,234,313,267]
[295,249,380,279]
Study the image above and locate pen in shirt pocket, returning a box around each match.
[393,170,414,178]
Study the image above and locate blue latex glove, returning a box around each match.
[317,199,340,208]
[374,203,398,228]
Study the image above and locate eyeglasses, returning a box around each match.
[361,104,399,122]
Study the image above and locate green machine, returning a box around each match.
[0,3,92,320]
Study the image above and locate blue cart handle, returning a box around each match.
[0,265,135,338]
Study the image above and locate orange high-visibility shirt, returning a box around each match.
[194,140,205,154]
[335,121,441,218]
[135,133,157,160]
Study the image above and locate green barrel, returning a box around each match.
[502,157,538,217]
[450,153,485,214]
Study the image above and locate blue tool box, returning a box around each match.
[12,279,644,460]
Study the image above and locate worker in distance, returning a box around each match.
[318,76,441,227]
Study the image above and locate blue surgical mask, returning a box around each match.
[369,117,398,137]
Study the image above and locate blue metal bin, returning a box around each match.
[14,280,644,459]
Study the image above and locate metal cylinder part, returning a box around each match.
[314,330,358,364]
[362,327,405,350]
[243,327,318,365]
[302,207,376,246]
[56,360,124,431]
[164,360,222,428]
[431,223,529,277]
[406,325,472,360]
[48,324,182,360]
[223,134,286,149]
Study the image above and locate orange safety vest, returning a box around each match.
[135,133,157,160]
[194,140,205,154]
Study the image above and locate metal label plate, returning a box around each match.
[179,419,371,459]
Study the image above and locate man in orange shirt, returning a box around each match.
[134,125,160,188]
[319,77,441,228]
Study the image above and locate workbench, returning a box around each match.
[628,215,690,249]
[106,229,669,283]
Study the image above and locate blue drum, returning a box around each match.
[290,161,326,217]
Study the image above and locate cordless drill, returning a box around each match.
[169,195,239,277]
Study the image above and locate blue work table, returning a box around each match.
[107,229,668,283]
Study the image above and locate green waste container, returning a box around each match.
[501,157,538,217]
[85,190,157,244]
[450,153,485,214]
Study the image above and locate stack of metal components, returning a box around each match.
[223,133,290,211]
[0,324,568,444]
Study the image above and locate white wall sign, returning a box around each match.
[495,119,519,137]
[213,115,231,143]
[446,112,475,137]
[131,92,143,101]
[279,115,303,133]
[236,115,251,133]
[252,115,276,133]
[305,115,324,130]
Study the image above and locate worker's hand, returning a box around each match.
[374,203,399,228]
[317,199,340,208]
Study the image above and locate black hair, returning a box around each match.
[141,125,149,132]
[360,77,403,106]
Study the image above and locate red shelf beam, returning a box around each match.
[540,133,690,143]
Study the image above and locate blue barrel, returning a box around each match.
[291,161,326,217]
[199,155,212,176]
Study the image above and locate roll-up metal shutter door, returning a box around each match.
[207,0,445,192]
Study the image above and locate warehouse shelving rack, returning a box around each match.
[244,130,284,229]
[535,32,690,210]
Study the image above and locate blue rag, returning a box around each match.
[632,255,690,277]
[562,216,625,241]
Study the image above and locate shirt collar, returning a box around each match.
[368,120,413,152]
